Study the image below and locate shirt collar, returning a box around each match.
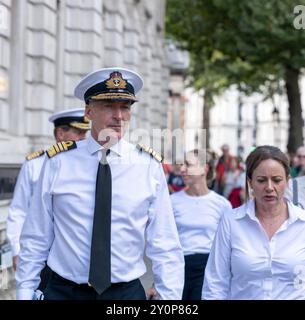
[233,198,305,223]
[87,133,129,157]
[233,199,256,220]
[286,200,305,223]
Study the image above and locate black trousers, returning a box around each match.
[182,253,209,300]
[37,265,52,291]
[43,269,146,300]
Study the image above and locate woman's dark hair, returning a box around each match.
[245,145,290,200]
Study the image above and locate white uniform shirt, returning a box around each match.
[171,190,231,255]
[6,155,45,256]
[202,199,305,300]
[16,135,184,300]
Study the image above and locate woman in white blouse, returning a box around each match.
[202,145,305,300]
[172,149,232,300]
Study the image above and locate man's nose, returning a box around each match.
[112,107,123,119]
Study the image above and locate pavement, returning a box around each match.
[0,279,15,300]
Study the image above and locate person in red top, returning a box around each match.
[215,144,233,195]
[223,156,246,208]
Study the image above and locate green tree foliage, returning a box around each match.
[166,0,305,153]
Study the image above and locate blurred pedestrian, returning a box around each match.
[289,154,300,178]
[162,162,172,181]
[285,175,305,209]
[172,149,231,300]
[168,163,185,193]
[293,146,305,177]
[223,156,246,208]
[206,150,218,190]
[215,144,232,195]
[286,146,305,209]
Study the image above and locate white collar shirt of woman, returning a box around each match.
[202,199,305,300]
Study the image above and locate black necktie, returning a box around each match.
[89,149,111,295]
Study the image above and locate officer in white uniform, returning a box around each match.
[16,67,184,300]
[7,108,90,272]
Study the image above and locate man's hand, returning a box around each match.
[13,255,18,271]
[146,286,158,300]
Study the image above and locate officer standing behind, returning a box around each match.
[16,67,184,300]
[7,108,90,271]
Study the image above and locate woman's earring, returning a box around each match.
[250,188,254,198]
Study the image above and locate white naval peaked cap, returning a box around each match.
[74,67,144,103]
[48,107,90,130]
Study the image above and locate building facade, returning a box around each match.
[184,82,305,160]
[0,0,169,250]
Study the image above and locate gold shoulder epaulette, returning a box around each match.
[136,143,163,162]
[46,140,77,158]
[26,150,45,161]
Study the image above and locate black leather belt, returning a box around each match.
[51,270,138,289]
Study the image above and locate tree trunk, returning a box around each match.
[203,90,212,150]
[285,67,304,155]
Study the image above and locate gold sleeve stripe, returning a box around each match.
[26,150,45,161]
[136,144,163,162]
[58,142,64,152]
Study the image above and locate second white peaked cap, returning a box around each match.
[74,67,144,102]
[48,108,90,130]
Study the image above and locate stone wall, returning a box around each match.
[0,0,168,162]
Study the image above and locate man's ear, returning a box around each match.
[85,104,92,120]
[54,127,64,142]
